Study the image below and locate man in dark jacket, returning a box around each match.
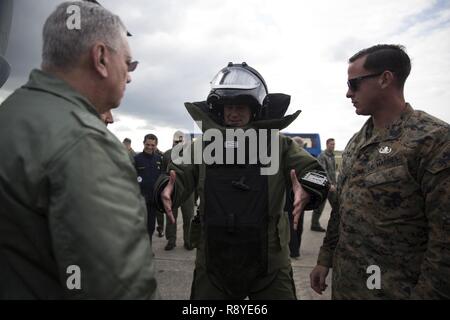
[310,138,338,232]
[134,134,165,240]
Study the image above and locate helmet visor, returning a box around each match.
[211,67,261,90]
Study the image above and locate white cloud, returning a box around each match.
[107,111,197,152]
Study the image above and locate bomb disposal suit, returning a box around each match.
[155,63,328,299]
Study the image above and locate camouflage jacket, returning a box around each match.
[317,150,337,185]
[317,104,450,299]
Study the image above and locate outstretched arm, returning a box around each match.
[290,169,311,230]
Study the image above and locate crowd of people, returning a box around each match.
[0,1,448,300]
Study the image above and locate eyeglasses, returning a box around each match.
[347,72,383,91]
[105,44,138,72]
[127,61,138,72]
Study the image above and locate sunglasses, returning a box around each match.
[347,72,383,91]
[127,60,138,72]
[105,44,138,72]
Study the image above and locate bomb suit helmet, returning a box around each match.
[207,62,268,122]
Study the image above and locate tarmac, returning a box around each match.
[152,202,332,300]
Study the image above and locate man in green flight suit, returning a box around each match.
[0,1,158,299]
[155,62,329,299]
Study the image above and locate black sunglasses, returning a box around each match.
[105,45,138,72]
[127,60,138,72]
[347,72,383,91]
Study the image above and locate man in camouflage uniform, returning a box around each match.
[311,138,338,232]
[310,44,450,299]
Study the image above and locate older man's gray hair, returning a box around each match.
[42,1,127,70]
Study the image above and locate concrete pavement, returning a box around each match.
[152,202,333,300]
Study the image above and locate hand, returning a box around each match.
[330,184,336,192]
[290,169,311,231]
[161,170,176,224]
[310,265,330,294]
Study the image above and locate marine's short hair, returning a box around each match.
[349,44,411,89]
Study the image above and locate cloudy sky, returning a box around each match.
[1,0,449,151]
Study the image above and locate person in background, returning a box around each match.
[123,137,136,157]
[134,134,165,240]
[310,138,338,232]
[162,131,195,251]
